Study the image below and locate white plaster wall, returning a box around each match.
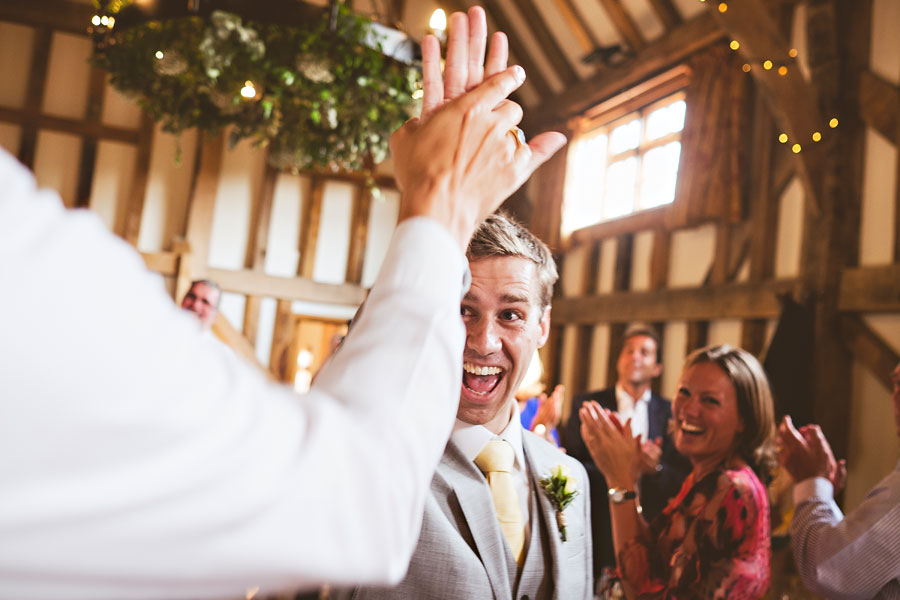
[871,0,900,85]
[588,323,611,391]
[43,32,91,120]
[208,138,267,270]
[32,131,81,207]
[0,23,34,108]
[598,238,618,294]
[361,188,400,288]
[0,124,20,156]
[845,362,899,510]
[255,297,277,367]
[312,181,354,284]
[707,319,742,348]
[630,229,654,291]
[263,173,305,277]
[669,0,706,20]
[774,176,804,279]
[621,0,665,42]
[101,81,142,129]
[859,127,897,265]
[667,222,716,287]
[137,127,198,252]
[662,320,688,397]
[218,292,246,334]
[89,141,137,233]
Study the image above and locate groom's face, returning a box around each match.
[458,255,550,434]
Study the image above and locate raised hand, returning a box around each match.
[580,401,642,489]
[532,384,564,433]
[777,416,841,490]
[638,436,663,475]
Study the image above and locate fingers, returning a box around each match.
[778,415,806,449]
[833,459,847,493]
[465,6,487,91]
[456,65,526,116]
[444,12,469,101]
[519,131,567,176]
[420,35,443,118]
[485,32,508,77]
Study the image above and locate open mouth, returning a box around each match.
[678,421,705,436]
[462,362,505,397]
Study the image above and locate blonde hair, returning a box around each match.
[684,344,777,482]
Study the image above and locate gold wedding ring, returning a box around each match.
[508,127,526,149]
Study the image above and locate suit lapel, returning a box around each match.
[440,440,514,600]
[522,433,565,598]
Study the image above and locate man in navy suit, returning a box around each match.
[563,325,690,579]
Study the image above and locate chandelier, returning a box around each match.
[90,0,421,173]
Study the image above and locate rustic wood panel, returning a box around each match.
[74,67,107,209]
[597,0,645,51]
[140,251,180,276]
[0,0,93,36]
[345,184,372,284]
[0,107,141,146]
[858,70,899,144]
[527,13,724,130]
[646,0,682,30]
[554,279,796,324]
[839,314,899,392]
[570,242,601,395]
[648,228,670,291]
[839,264,900,313]
[298,176,325,279]
[686,320,709,354]
[241,162,278,347]
[120,113,154,245]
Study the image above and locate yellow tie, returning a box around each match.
[475,439,525,564]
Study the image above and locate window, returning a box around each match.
[562,90,687,236]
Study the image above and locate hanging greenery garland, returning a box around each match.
[91,1,421,173]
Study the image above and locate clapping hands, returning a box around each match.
[777,415,847,494]
[580,401,643,489]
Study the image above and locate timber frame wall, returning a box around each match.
[0,0,395,380]
[528,0,900,466]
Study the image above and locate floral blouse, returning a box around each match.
[619,465,770,599]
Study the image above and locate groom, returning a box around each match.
[344,214,592,599]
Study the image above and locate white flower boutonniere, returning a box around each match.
[539,464,579,541]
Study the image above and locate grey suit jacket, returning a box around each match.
[345,430,592,599]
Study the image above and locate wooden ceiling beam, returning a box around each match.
[525,13,724,131]
[596,0,645,51]
[208,268,367,306]
[480,0,554,99]
[646,0,682,30]
[515,0,579,85]
[839,264,900,313]
[839,314,900,392]
[551,0,601,54]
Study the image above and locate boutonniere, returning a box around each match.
[539,464,579,541]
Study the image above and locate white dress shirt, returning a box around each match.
[615,383,650,442]
[452,402,532,541]
[0,148,467,599]
[790,460,900,599]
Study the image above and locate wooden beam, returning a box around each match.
[140,251,180,276]
[183,132,225,271]
[551,0,601,54]
[0,0,93,36]
[16,27,52,169]
[481,0,554,99]
[269,299,294,381]
[526,13,724,130]
[648,228,670,291]
[597,0,645,51]
[211,311,268,375]
[209,268,367,306]
[646,0,682,30]
[553,279,796,325]
[298,176,325,278]
[0,107,142,146]
[345,184,372,285]
[839,314,899,393]
[748,91,778,282]
[516,0,579,85]
[686,320,709,354]
[858,69,899,145]
[120,113,154,245]
[839,264,900,313]
[74,67,107,209]
[709,0,827,215]
[241,162,278,347]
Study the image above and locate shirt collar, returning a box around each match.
[615,382,651,406]
[451,400,526,472]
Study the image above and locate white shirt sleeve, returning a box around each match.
[790,470,900,599]
[0,149,466,599]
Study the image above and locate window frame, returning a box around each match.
[562,66,691,244]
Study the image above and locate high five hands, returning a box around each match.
[777,415,847,493]
[391,7,567,250]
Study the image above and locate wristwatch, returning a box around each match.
[608,487,637,504]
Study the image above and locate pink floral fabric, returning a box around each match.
[619,465,770,599]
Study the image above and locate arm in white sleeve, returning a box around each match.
[0,149,465,599]
[790,470,900,599]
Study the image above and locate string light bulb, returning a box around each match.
[778,133,789,143]
[412,89,424,100]
[792,143,802,153]
[429,9,447,33]
[829,117,839,128]
[789,48,799,58]
[718,2,728,12]
[91,14,101,26]
[730,40,740,51]
[812,132,822,142]
[100,15,109,26]
[240,80,257,99]
[155,50,164,60]
[763,60,773,70]
[742,63,751,73]
[778,65,788,76]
